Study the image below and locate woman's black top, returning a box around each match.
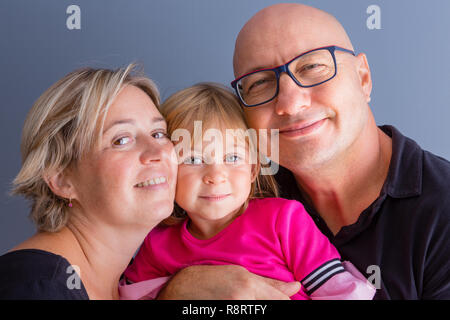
[0,249,89,299]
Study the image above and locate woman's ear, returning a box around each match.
[44,169,77,200]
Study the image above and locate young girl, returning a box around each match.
[121,83,375,300]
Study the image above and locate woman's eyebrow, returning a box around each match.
[152,116,166,125]
[103,116,166,134]
[103,119,135,134]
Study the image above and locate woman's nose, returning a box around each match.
[139,137,171,165]
[202,165,227,185]
[274,73,312,116]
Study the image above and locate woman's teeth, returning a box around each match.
[135,176,167,188]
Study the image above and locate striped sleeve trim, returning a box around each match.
[300,258,345,295]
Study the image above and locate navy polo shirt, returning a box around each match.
[275,125,450,299]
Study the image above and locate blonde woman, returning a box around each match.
[0,65,177,299]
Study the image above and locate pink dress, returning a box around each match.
[121,198,375,300]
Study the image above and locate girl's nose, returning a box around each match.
[202,165,227,185]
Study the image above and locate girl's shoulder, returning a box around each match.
[249,197,306,210]
[247,197,309,219]
[144,220,185,244]
[243,198,311,232]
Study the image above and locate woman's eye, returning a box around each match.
[152,131,168,139]
[184,156,203,165]
[113,136,132,146]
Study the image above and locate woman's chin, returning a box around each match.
[143,201,174,224]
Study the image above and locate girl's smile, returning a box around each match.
[198,194,231,201]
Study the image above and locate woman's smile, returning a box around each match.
[134,176,168,188]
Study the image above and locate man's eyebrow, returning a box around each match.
[238,63,280,79]
[103,116,166,134]
[240,66,268,77]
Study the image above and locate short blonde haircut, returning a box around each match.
[12,64,160,232]
[159,82,279,226]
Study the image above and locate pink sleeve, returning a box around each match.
[118,276,171,300]
[310,261,376,300]
[276,200,374,299]
[276,200,342,290]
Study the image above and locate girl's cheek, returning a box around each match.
[234,164,254,174]
[175,168,196,188]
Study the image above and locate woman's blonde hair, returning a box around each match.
[159,82,279,226]
[12,64,160,232]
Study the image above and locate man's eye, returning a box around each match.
[303,63,320,70]
[113,136,132,146]
[248,79,267,91]
[298,63,327,74]
[247,78,274,94]
[184,156,203,165]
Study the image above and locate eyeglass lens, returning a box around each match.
[237,49,336,106]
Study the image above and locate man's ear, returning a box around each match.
[356,53,373,103]
[44,169,76,200]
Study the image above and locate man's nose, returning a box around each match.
[274,73,312,116]
[202,164,227,185]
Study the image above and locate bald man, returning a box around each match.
[158,4,450,300]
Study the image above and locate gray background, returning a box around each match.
[1,0,449,254]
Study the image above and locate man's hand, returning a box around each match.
[157,265,301,300]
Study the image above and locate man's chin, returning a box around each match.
[279,141,337,171]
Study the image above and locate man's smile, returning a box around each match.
[279,118,328,138]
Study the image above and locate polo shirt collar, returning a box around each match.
[379,125,422,198]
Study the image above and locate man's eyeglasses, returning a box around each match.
[231,46,356,108]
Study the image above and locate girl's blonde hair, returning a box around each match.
[12,64,160,232]
[159,82,279,226]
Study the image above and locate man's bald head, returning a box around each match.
[232,3,374,173]
[233,3,354,77]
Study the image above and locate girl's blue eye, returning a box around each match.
[225,154,240,163]
[113,136,132,146]
[184,156,203,165]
